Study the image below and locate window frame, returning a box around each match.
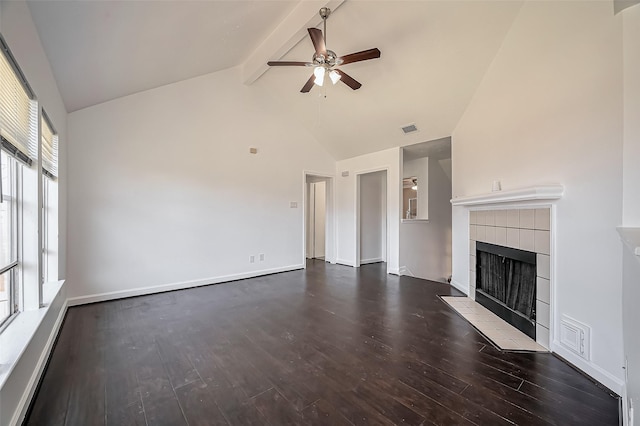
[0,150,21,331]
[0,31,59,328]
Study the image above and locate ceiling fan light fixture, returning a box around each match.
[267,8,380,93]
[313,66,325,86]
[329,70,341,85]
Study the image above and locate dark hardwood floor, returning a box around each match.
[26,260,619,425]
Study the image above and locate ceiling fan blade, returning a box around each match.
[300,74,315,93]
[339,48,381,65]
[334,69,362,90]
[267,61,313,67]
[308,28,327,56]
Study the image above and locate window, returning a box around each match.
[0,33,42,327]
[41,112,57,178]
[41,112,57,285]
[0,150,18,326]
[0,37,36,166]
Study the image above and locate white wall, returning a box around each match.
[452,1,624,393]
[400,156,452,282]
[359,170,386,264]
[623,4,640,227]
[67,65,335,301]
[621,5,640,423]
[335,148,400,272]
[403,157,429,220]
[0,2,68,425]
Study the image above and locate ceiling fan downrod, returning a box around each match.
[319,7,330,46]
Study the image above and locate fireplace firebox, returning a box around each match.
[475,242,537,339]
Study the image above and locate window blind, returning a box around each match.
[41,113,58,177]
[0,39,36,165]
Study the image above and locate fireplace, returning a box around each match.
[451,190,560,349]
[476,242,537,339]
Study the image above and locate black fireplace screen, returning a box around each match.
[477,250,536,319]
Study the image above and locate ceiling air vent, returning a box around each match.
[401,124,418,134]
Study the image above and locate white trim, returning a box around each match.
[450,279,469,295]
[67,264,304,306]
[0,280,65,389]
[302,171,335,266]
[551,340,624,396]
[10,298,68,426]
[360,257,383,265]
[335,259,356,268]
[451,185,564,206]
[398,266,408,276]
[388,267,401,276]
[354,167,389,268]
[401,219,429,223]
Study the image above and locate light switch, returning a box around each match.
[290,202,298,208]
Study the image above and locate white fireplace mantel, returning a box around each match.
[450,185,564,207]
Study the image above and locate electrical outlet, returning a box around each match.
[259,254,265,261]
[250,255,255,263]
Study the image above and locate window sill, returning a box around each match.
[0,279,65,390]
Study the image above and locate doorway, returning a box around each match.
[305,174,332,262]
[357,170,388,266]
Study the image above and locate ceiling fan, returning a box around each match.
[267,7,381,93]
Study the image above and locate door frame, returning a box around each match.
[302,171,334,267]
[355,168,389,268]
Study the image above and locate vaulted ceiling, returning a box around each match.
[27,0,299,112]
[27,0,524,160]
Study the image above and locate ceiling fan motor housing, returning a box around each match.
[313,50,342,68]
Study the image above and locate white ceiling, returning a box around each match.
[26,0,524,160]
[27,0,299,112]
[254,0,523,159]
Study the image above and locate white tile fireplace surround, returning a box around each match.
[451,185,564,350]
[469,207,551,348]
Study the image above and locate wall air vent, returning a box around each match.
[560,315,591,360]
[401,124,418,134]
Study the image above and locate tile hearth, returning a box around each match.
[442,296,547,352]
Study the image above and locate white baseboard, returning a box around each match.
[67,264,304,306]
[360,257,383,265]
[450,279,469,295]
[335,259,356,268]
[11,298,69,426]
[398,266,409,276]
[388,266,400,275]
[551,340,624,396]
